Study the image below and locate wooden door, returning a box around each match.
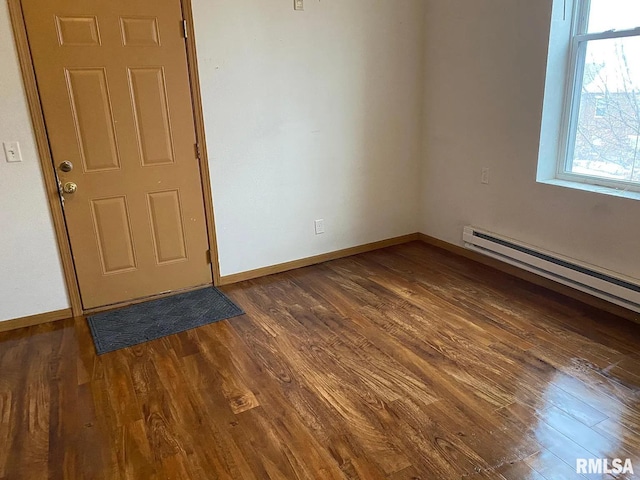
[22,0,212,309]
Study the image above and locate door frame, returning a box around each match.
[7,0,222,317]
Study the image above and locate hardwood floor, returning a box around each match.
[2,241,640,479]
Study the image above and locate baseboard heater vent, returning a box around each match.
[463,226,640,313]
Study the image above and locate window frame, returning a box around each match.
[557,0,640,192]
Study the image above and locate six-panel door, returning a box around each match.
[22,0,212,309]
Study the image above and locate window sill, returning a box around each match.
[539,178,640,201]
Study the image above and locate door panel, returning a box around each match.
[147,189,189,265]
[90,197,137,274]
[66,68,121,172]
[22,0,212,309]
[128,67,175,166]
[120,17,161,47]
[55,16,101,46]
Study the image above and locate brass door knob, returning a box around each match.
[62,182,78,194]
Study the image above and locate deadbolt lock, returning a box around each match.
[59,161,73,172]
[62,182,78,194]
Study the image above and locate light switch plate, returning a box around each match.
[3,141,22,163]
[294,0,304,11]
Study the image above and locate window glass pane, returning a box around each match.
[570,36,640,182]
[587,0,640,33]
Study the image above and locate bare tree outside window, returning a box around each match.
[561,0,640,188]
[572,38,640,181]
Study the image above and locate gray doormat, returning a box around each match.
[87,287,244,355]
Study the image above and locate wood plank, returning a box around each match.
[1,242,639,478]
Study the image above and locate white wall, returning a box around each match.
[3,0,639,323]
[0,0,424,322]
[421,0,640,280]
[0,2,69,322]
[192,0,424,276]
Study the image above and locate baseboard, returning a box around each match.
[417,233,640,323]
[219,233,420,285]
[0,308,72,333]
[3,235,633,331]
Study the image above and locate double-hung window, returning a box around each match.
[558,0,640,190]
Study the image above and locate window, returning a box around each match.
[560,0,640,188]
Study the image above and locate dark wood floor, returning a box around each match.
[2,242,640,479]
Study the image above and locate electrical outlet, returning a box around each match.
[294,0,304,10]
[314,219,325,235]
[3,141,22,163]
[481,167,489,184]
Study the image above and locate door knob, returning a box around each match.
[58,161,73,172]
[62,182,77,194]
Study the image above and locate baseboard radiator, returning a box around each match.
[463,226,640,313]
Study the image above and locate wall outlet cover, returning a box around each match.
[3,141,22,163]
[481,167,489,184]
